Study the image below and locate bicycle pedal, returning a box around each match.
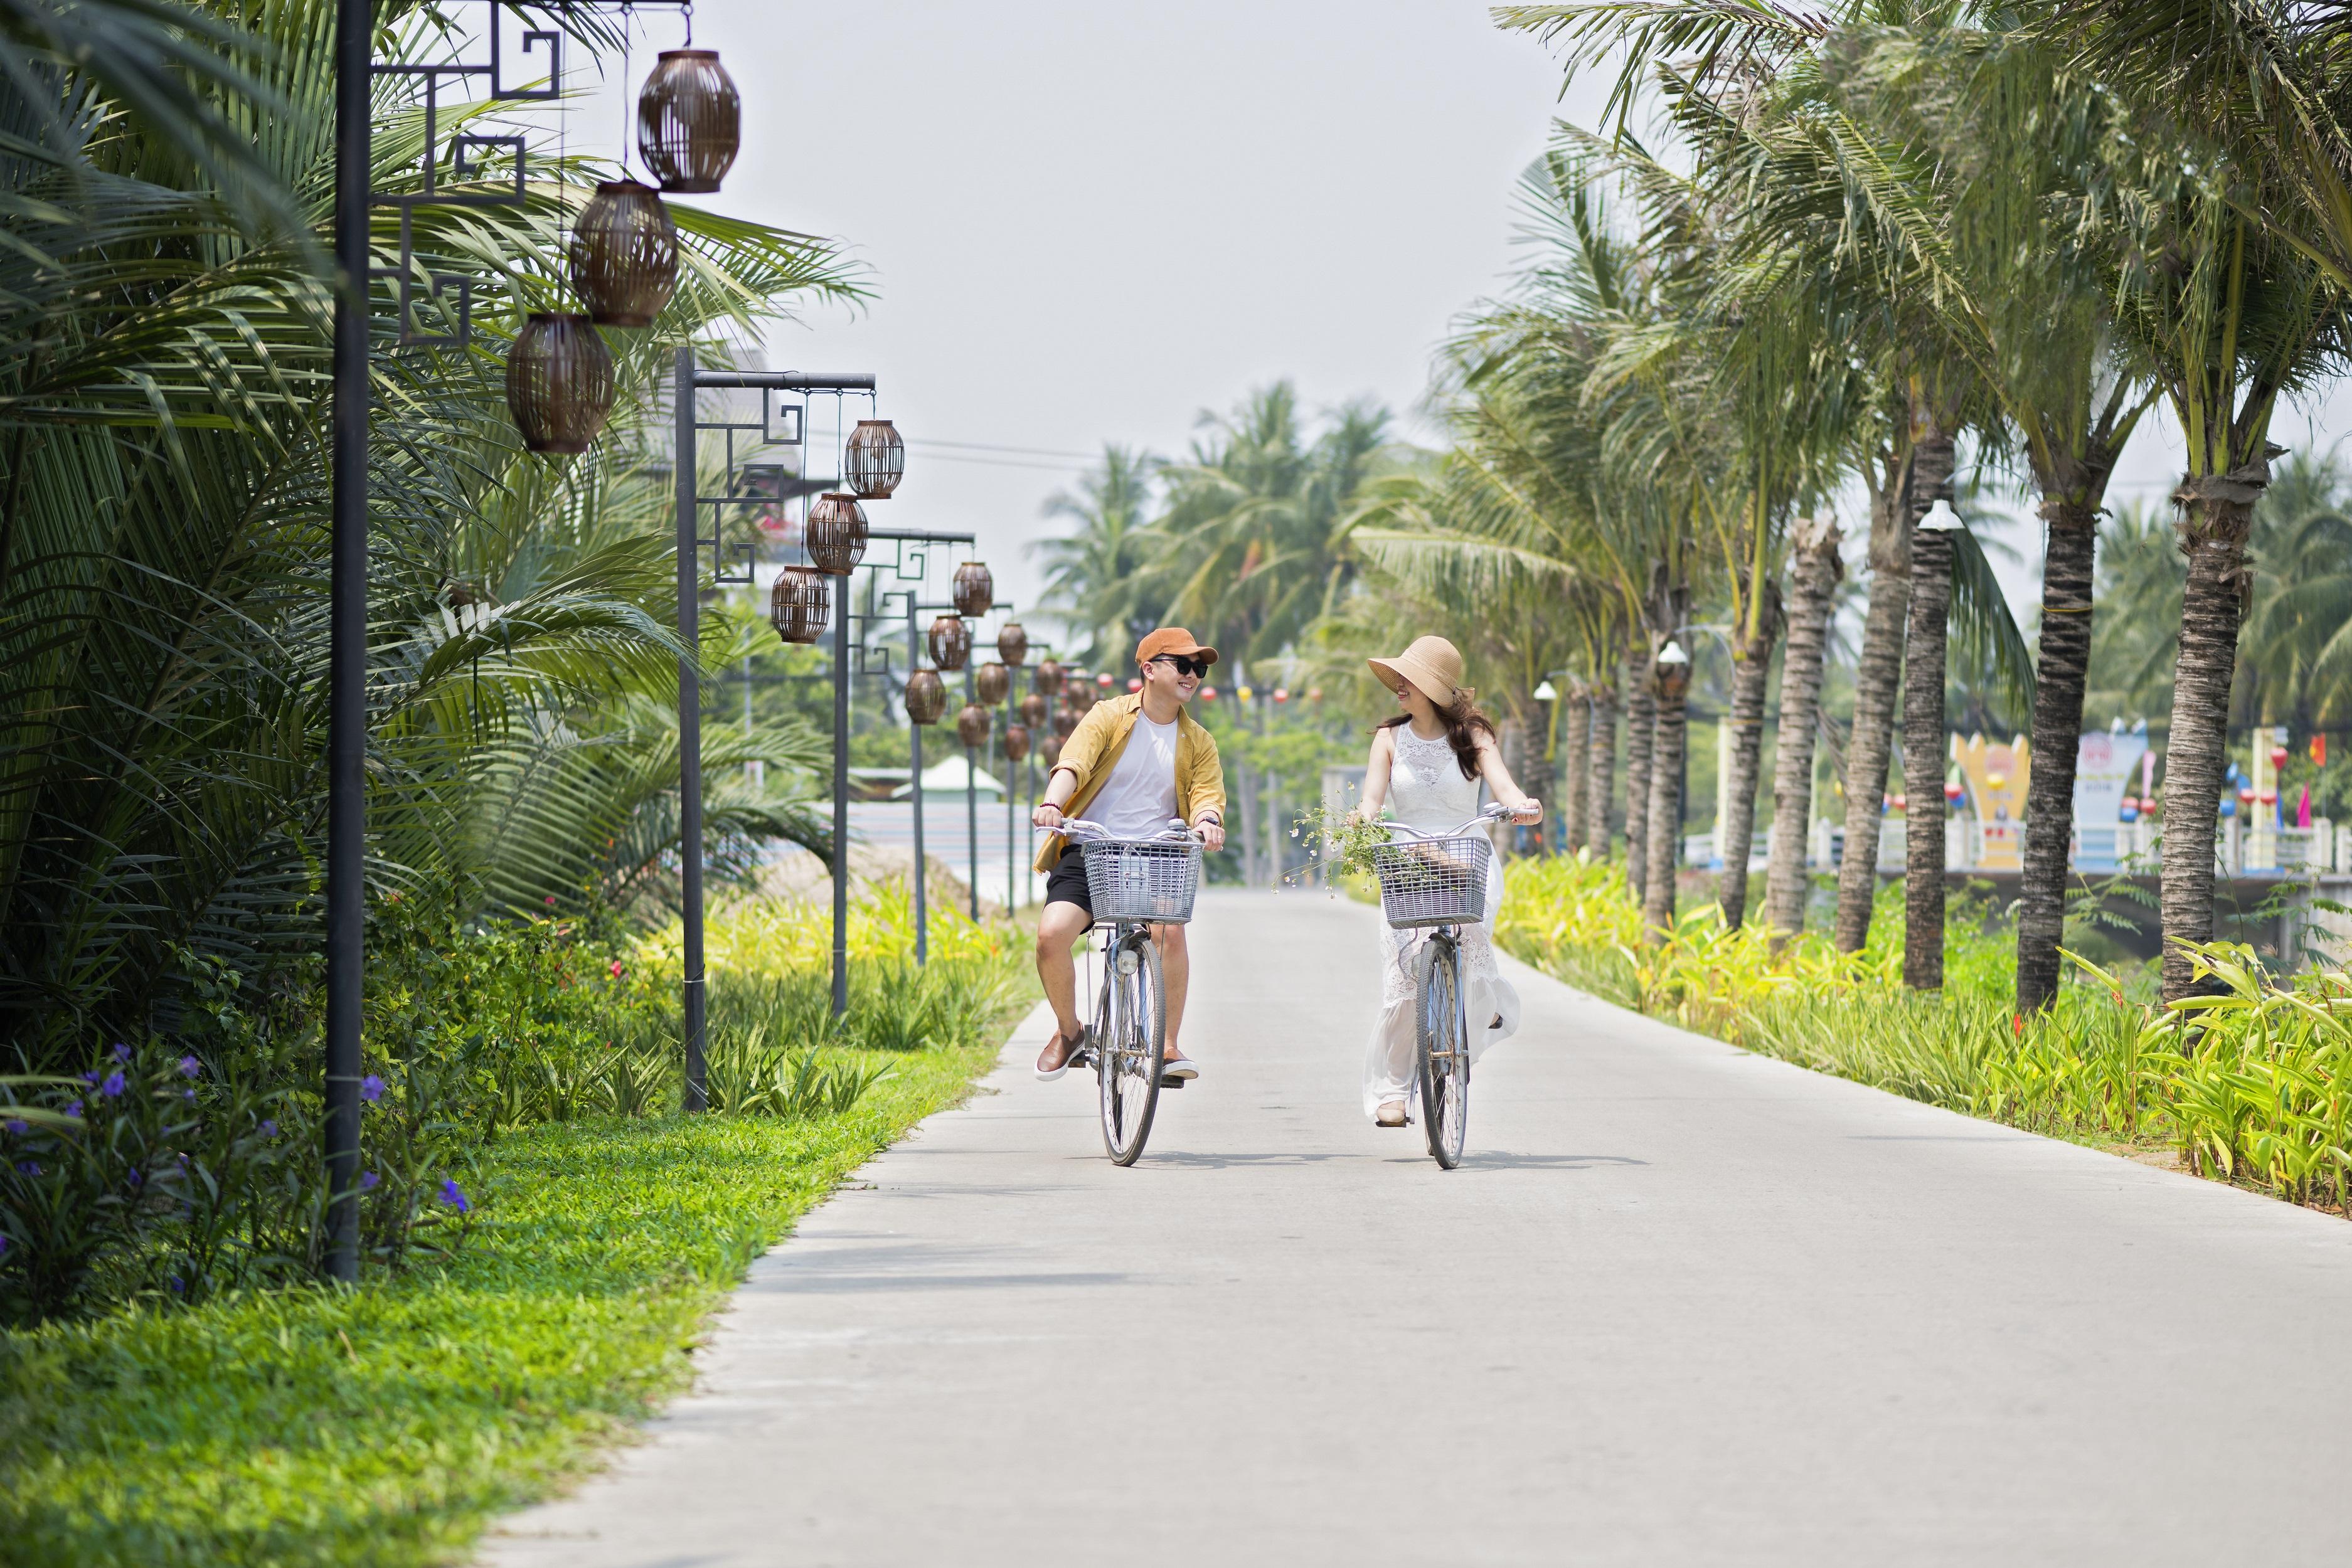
[1157,1074,1187,1089]
[1072,1051,1096,1071]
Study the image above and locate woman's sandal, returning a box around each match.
[1376,1099,1408,1127]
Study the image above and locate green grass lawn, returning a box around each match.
[0,1036,1006,1567]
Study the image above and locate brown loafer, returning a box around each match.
[1035,1029,1083,1081]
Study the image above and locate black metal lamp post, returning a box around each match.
[329,0,708,1281]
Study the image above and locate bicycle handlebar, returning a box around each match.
[1034,817,1202,845]
[1375,803,1515,843]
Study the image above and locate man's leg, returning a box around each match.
[1035,899,1092,1044]
[1153,922,1190,1059]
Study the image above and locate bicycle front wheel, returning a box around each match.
[1415,936,1469,1168]
[1099,931,1164,1165]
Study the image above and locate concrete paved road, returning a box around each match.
[482,889,2352,1567]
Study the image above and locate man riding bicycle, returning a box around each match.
[1030,628,1227,1082]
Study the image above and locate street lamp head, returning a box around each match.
[845,420,905,500]
[637,50,740,194]
[955,703,991,750]
[768,566,829,645]
[507,314,615,455]
[806,494,868,575]
[570,181,677,327]
[1533,679,1558,702]
[1918,497,1966,532]
[903,667,947,725]
[1656,638,1691,667]
[952,561,994,618]
[927,614,971,672]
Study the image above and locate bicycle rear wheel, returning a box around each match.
[1099,930,1164,1165]
[1415,936,1469,1168]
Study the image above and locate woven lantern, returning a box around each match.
[768,567,829,645]
[996,621,1028,667]
[806,493,868,575]
[1041,733,1063,768]
[1020,692,1048,727]
[1033,659,1065,697]
[637,50,740,194]
[1003,723,1031,765]
[506,314,615,454]
[955,703,991,750]
[952,560,994,617]
[904,668,947,725]
[975,660,1009,705]
[1052,707,1078,739]
[570,181,676,327]
[927,614,971,672]
[844,419,905,500]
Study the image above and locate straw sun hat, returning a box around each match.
[1368,635,1473,709]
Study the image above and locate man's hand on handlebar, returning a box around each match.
[1195,815,1225,854]
[1032,802,1064,830]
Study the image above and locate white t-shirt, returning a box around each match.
[1078,713,1181,838]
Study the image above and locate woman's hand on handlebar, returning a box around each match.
[1511,799,1543,826]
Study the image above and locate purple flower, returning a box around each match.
[167,1275,183,1294]
[99,1070,125,1099]
[16,1162,39,1176]
[178,1056,200,1079]
[0,1234,9,1259]
[258,1120,277,1138]
[182,1089,196,1103]
[63,1101,81,1120]
[3,1118,24,1136]
[127,1168,143,1188]
[438,1178,471,1214]
[112,1042,132,1064]
[80,1071,98,1085]
[359,1074,384,1103]
[359,1170,380,1191]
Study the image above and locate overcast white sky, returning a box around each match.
[577,1,2345,632]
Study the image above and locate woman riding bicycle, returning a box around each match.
[1353,637,1541,1128]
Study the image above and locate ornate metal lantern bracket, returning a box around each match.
[368,2,691,347]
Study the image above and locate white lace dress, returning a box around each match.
[1361,724,1521,1119]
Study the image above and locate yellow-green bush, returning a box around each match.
[1498,854,2352,1212]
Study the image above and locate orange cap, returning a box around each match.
[1135,627,1218,668]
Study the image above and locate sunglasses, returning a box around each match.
[1150,655,1208,678]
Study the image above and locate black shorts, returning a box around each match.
[1044,846,1092,917]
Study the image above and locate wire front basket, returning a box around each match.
[1080,838,1202,924]
[1373,834,1493,929]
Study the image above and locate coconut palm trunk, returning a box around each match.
[1587,685,1617,857]
[1834,461,1913,950]
[1765,516,1844,939]
[2014,500,2099,1012]
[1715,586,1779,930]
[1624,656,1656,891]
[1644,671,1688,938]
[1900,437,1959,990]
[2159,460,2270,1002]
[1560,686,1592,852]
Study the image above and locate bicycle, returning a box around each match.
[1370,803,1511,1169]
[1038,817,1204,1166]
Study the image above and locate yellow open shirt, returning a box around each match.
[1034,693,1227,872]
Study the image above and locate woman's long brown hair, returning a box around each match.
[1377,692,1496,781]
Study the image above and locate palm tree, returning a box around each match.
[0,1,861,1066]
[2016,2,2352,1000]
[1149,384,1392,672]
[1033,443,1158,669]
